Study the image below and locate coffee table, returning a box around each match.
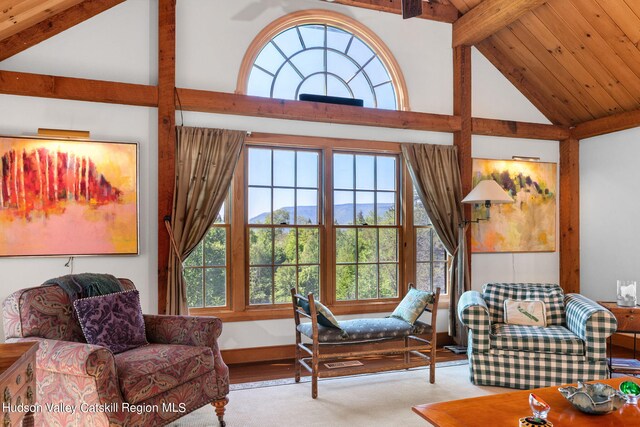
[412,377,640,426]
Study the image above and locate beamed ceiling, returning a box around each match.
[1,0,640,128]
[449,0,640,126]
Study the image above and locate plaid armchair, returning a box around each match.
[2,279,229,427]
[458,283,617,389]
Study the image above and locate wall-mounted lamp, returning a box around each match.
[461,179,514,225]
[512,155,540,162]
[37,128,90,139]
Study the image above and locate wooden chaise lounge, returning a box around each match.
[291,285,440,398]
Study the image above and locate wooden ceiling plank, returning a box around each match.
[453,0,546,47]
[533,3,640,111]
[0,0,83,39]
[490,29,594,123]
[572,107,640,139]
[507,22,608,118]
[593,0,640,44]
[516,13,624,116]
[327,1,459,24]
[621,0,640,23]
[476,38,572,125]
[567,0,640,93]
[544,1,640,106]
[0,0,125,62]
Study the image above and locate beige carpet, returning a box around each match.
[168,363,510,427]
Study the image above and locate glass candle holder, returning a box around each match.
[529,393,550,420]
[617,280,637,307]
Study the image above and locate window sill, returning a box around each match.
[188,298,450,322]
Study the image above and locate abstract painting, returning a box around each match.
[0,136,138,256]
[471,158,556,253]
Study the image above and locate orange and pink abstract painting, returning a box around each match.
[0,136,138,256]
[471,159,556,253]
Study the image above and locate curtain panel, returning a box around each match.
[401,143,470,345]
[166,127,245,315]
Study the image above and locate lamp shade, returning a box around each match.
[462,180,513,205]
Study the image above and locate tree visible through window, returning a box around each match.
[247,147,321,304]
[247,23,398,110]
[414,188,448,293]
[183,203,228,308]
[334,153,399,300]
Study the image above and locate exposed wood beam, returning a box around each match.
[453,0,546,47]
[176,89,462,133]
[559,136,580,294]
[157,0,176,315]
[453,44,471,342]
[0,0,125,62]
[0,70,157,106]
[327,0,459,24]
[0,70,571,142]
[572,109,640,140]
[472,118,570,141]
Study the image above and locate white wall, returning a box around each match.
[177,0,453,115]
[580,127,640,302]
[0,0,556,348]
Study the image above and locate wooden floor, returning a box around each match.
[228,344,639,384]
[228,347,467,384]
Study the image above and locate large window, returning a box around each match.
[183,203,229,308]
[238,10,408,110]
[183,138,449,321]
[247,147,321,305]
[334,153,399,301]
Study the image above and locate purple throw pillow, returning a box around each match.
[74,290,148,354]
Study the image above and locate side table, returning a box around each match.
[0,342,38,427]
[598,301,640,375]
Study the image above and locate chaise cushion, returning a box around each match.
[115,343,215,404]
[491,324,584,356]
[297,317,432,343]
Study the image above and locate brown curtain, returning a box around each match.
[166,127,245,315]
[402,143,470,346]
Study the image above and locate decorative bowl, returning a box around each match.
[558,381,627,415]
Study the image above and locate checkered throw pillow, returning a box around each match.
[482,283,565,326]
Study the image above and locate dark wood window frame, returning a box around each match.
[188,133,449,322]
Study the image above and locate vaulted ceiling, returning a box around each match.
[449,0,640,126]
[1,0,640,128]
[0,0,124,61]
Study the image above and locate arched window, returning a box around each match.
[237,10,409,111]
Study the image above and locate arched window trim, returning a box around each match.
[236,9,410,111]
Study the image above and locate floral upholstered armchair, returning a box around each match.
[2,279,229,427]
[458,283,617,390]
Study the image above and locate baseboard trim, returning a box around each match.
[222,332,455,365]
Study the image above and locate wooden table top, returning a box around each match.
[412,378,640,426]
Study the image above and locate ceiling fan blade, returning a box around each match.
[402,0,423,19]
